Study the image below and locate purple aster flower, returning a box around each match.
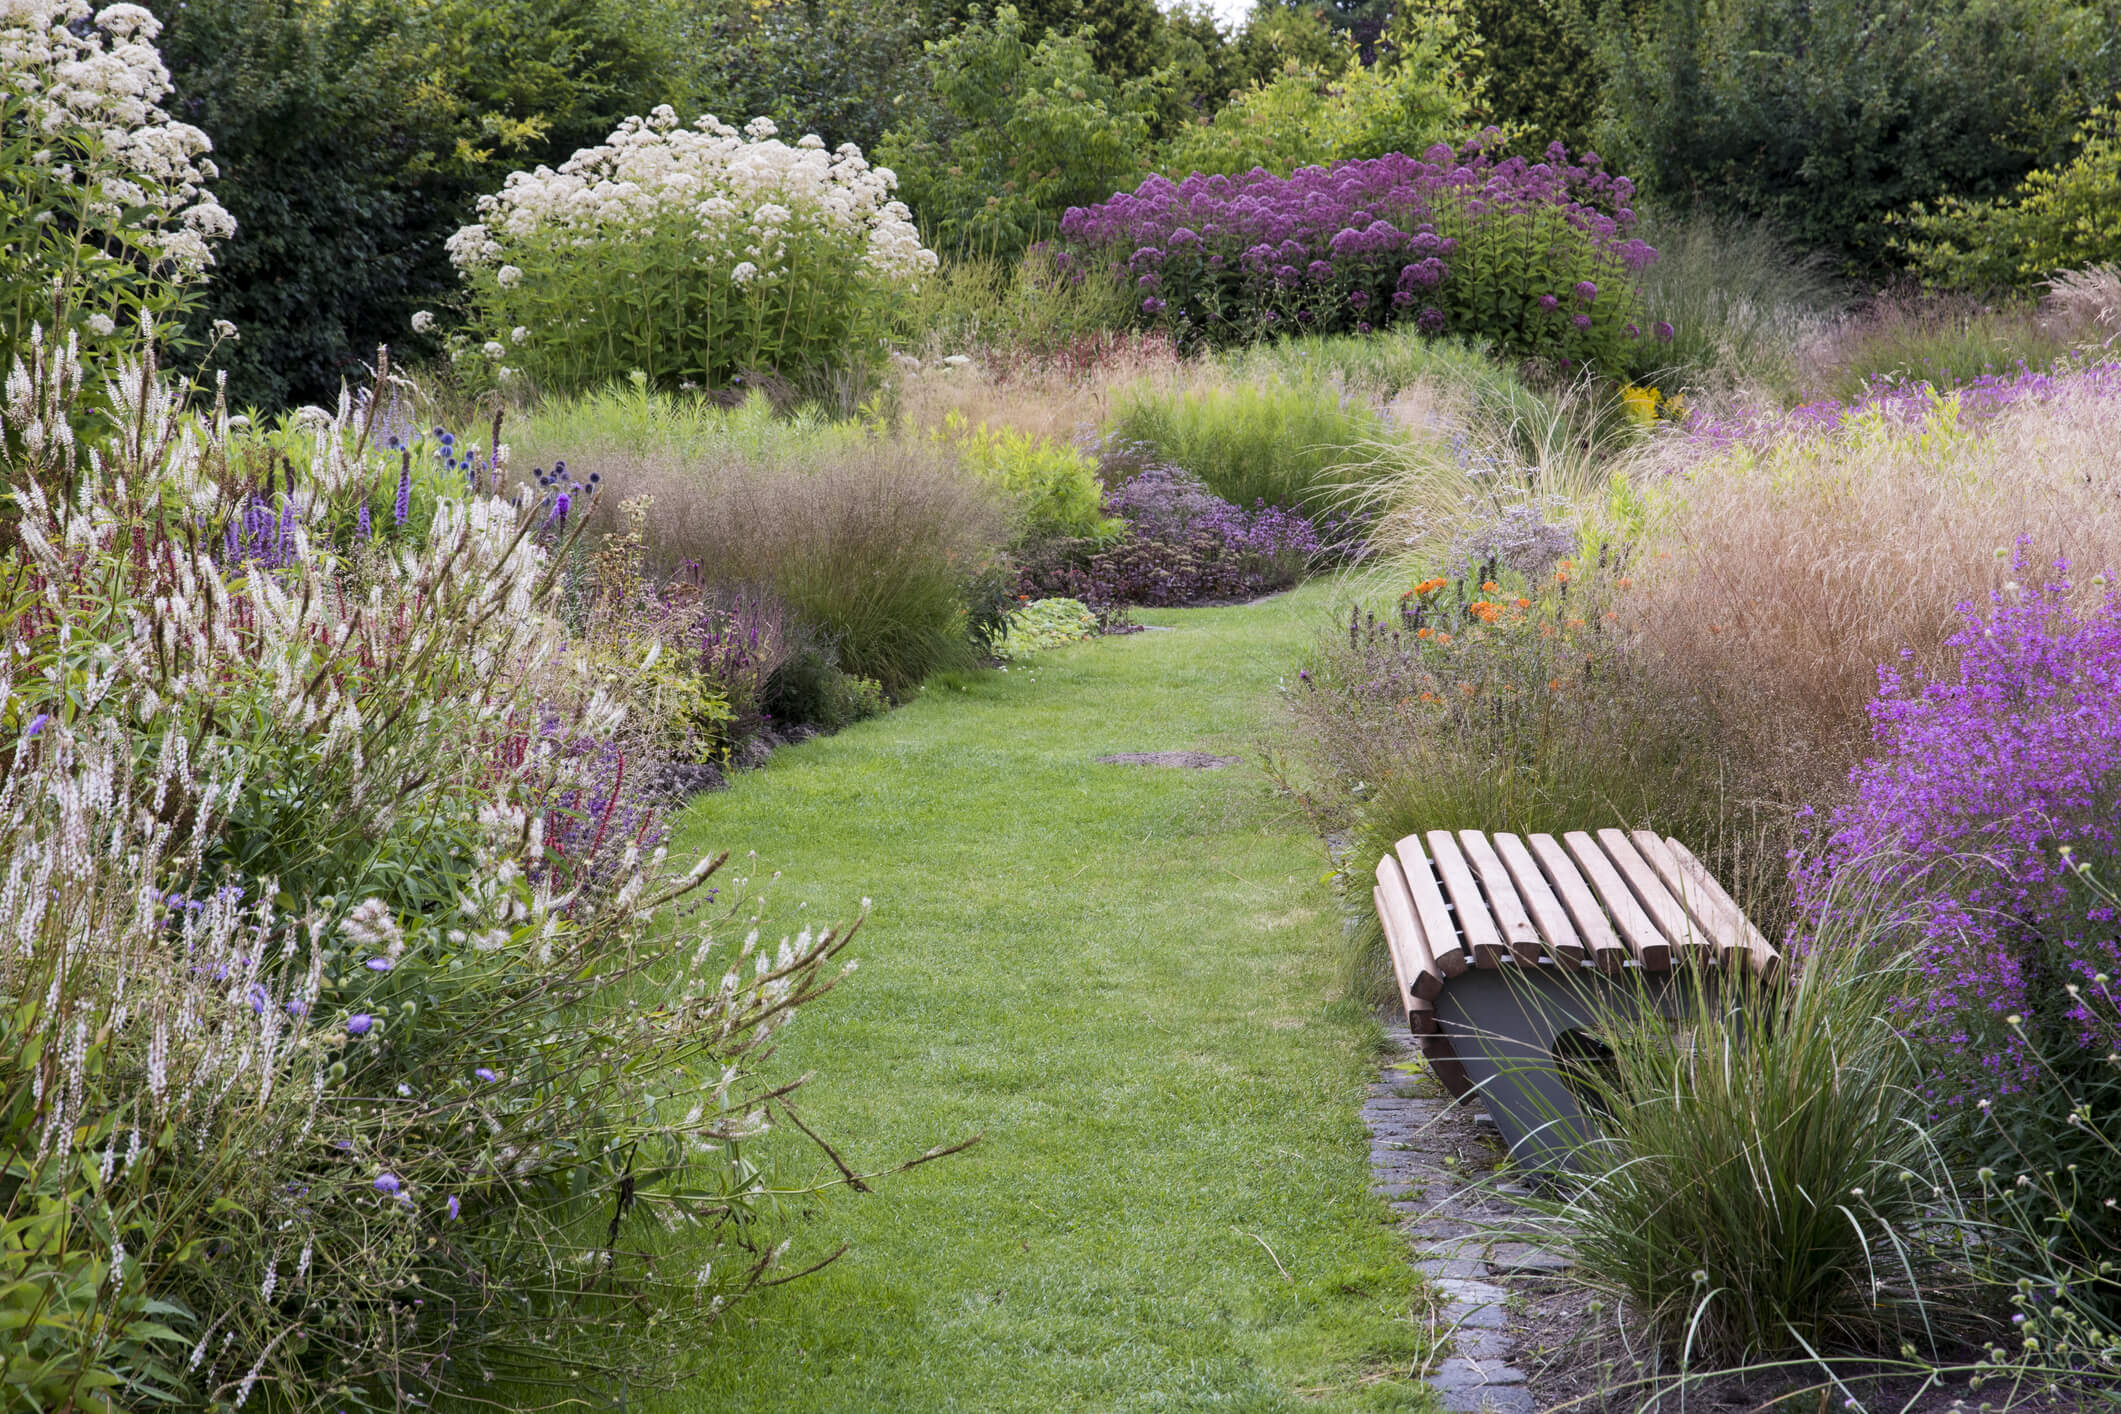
[475,1067,498,1083]
[374,1173,401,1196]
[364,957,393,972]
[346,1013,374,1036]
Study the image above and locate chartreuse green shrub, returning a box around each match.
[449,109,938,396]
[1160,5,1474,179]
[995,596,1097,658]
[0,328,873,1410]
[0,0,233,399]
[939,414,1120,543]
[1897,98,2121,288]
[1109,377,1384,510]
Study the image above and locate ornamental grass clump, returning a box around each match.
[0,326,893,1410]
[448,108,937,395]
[1056,134,1663,370]
[1108,376,1383,512]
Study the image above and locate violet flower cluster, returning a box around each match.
[1796,559,2121,1098]
[1055,133,1662,366]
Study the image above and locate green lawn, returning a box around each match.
[655,582,1434,1413]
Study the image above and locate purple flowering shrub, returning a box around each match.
[1798,563,2121,1086]
[1796,559,2121,1332]
[1016,464,1330,607]
[1056,132,1667,371]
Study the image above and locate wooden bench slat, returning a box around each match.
[1374,861,1444,1003]
[1526,833,1627,971]
[1492,831,1585,966]
[1394,835,1471,976]
[1662,836,1782,982]
[1599,828,1715,964]
[1629,830,1745,968]
[1408,993,1439,1036]
[1457,830,1545,966]
[1425,830,1507,968]
[1562,830,1671,970]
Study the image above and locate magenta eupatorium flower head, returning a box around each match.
[1573,313,1593,329]
[1573,280,1597,302]
[1537,294,1560,311]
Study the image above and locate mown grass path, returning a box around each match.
[658,583,1431,1413]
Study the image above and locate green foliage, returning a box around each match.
[682,0,935,155]
[942,415,1120,543]
[901,248,1142,360]
[1804,294,2077,400]
[1897,98,2121,288]
[1161,47,1467,179]
[150,0,686,408]
[995,596,1098,658]
[1109,378,1382,510]
[1445,0,1605,154]
[877,5,1160,259]
[1597,0,2121,269]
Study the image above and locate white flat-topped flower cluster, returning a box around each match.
[447,107,934,286]
[0,0,234,276]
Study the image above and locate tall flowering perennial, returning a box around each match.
[449,108,937,392]
[0,330,891,1409]
[1055,133,1661,368]
[0,0,233,382]
[1797,564,2121,1099]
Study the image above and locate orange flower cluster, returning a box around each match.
[1467,601,1502,624]
[1404,577,1448,599]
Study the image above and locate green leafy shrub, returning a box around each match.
[995,596,1099,658]
[1108,377,1383,509]
[1897,98,2121,288]
[940,415,1121,542]
[0,0,233,397]
[153,0,686,409]
[875,5,1158,259]
[1160,12,1472,180]
[679,0,934,156]
[1597,0,2121,268]
[0,332,876,1409]
[450,109,937,396]
[1443,0,1605,154]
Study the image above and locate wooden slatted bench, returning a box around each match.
[1372,828,1779,1172]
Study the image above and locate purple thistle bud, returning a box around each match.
[374,1173,401,1197]
[346,1013,374,1035]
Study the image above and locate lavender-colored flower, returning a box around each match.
[374,1173,401,1197]
[364,957,393,972]
[447,1195,461,1220]
[1142,296,1165,314]
[1653,320,1675,341]
[346,1013,374,1035]
[1348,289,1369,308]
[1417,307,1446,334]
[247,983,270,1014]
[357,502,371,541]
[24,713,49,739]
[1537,294,1560,312]
[392,453,412,527]
[1573,280,1597,302]
[475,1067,498,1083]
[1573,313,1593,329]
